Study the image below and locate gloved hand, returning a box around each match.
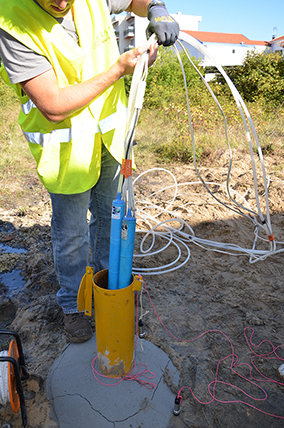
[146,0,179,46]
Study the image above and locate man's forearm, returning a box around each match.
[126,0,151,17]
[20,43,156,123]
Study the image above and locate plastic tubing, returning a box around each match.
[118,33,281,275]
[108,193,125,290]
[178,32,272,235]
[123,34,155,167]
[109,38,154,287]
[132,171,284,273]
[174,40,258,221]
[118,209,136,289]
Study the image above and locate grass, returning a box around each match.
[0,79,46,211]
[1,77,283,212]
[134,100,284,172]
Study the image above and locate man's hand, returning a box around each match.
[117,43,158,76]
[146,0,179,46]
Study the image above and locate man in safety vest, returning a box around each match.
[0,0,179,342]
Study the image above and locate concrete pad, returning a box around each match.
[47,334,180,428]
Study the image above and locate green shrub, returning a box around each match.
[132,47,284,165]
[144,47,205,109]
[124,46,205,106]
[214,51,284,105]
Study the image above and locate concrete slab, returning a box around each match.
[47,334,180,428]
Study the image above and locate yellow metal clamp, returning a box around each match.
[77,266,94,316]
[132,275,142,292]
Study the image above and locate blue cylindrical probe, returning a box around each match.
[108,193,125,290]
[118,209,136,289]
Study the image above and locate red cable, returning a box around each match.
[142,277,284,419]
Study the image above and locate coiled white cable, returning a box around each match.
[132,175,283,274]
[0,351,9,406]
[127,32,283,274]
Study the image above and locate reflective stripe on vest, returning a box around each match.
[22,107,127,147]
[99,109,127,135]
[21,98,36,114]
[22,128,72,147]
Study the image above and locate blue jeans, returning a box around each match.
[49,146,120,314]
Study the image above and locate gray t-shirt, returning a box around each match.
[0,0,131,84]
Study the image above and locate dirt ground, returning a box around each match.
[0,148,284,428]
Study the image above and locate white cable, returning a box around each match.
[174,38,269,228]
[174,42,252,220]
[0,351,10,406]
[132,170,283,274]
[136,180,267,233]
[123,33,281,274]
[133,167,178,216]
[119,34,156,212]
[133,230,191,275]
[178,32,272,235]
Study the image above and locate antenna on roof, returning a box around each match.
[272,26,278,39]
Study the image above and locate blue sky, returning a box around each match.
[166,0,284,41]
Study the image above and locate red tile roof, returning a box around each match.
[182,30,268,46]
[271,35,284,42]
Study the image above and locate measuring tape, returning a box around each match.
[0,339,20,412]
[0,330,28,427]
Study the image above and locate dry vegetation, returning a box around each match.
[1,58,284,428]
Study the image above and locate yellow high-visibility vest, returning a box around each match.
[0,0,127,194]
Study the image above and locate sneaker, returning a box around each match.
[64,313,93,343]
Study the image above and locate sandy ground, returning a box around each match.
[0,149,284,428]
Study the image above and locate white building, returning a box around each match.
[179,30,268,67]
[112,11,282,67]
[112,12,201,52]
[112,13,144,53]
[268,35,284,55]
[171,12,202,32]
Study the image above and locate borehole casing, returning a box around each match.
[93,269,141,377]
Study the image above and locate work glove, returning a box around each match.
[146,0,179,46]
